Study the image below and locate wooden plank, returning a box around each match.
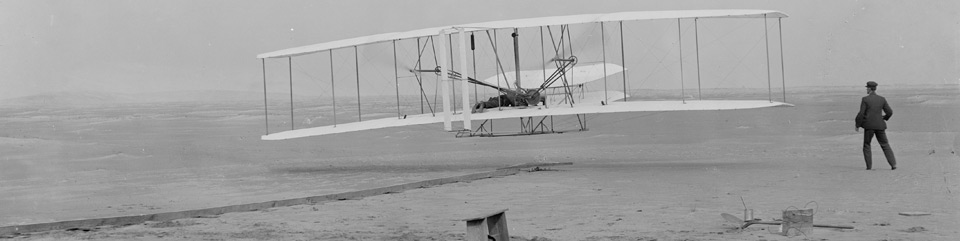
[462,209,509,222]
[497,162,573,170]
[898,212,932,216]
[0,168,520,236]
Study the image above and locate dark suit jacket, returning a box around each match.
[855,93,892,130]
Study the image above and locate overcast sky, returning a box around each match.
[1,0,957,99]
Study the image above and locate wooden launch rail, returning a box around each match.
[0,162,570,237]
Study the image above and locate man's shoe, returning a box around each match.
[892,167,897,170]
[866,168,872,170]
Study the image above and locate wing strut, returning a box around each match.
[354,46,362,121]
[261,59,268,135]
[619,21,628,102]
[471,33,479,105]
[393,40,401,119]
[539,26,547,105]
[764,14,772,103]
[448,35,457,114]
[677,19,686,104]
[778,18,786,102]
[458,28,472,130]
[288,57,295,129]
[329,50,337,127]
[512,28,521,93]
[438,31,452,131]
[601,22,609,103]
[694,18,703,100]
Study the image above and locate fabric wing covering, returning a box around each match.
[262,100,793,140]
[257,9,787,59]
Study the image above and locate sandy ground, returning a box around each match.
[1,85,958,240]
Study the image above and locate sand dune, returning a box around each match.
[1,85,958,240]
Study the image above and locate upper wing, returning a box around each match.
[257,10,788,59]
[262,99,793,140]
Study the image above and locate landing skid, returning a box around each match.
[455,114,588,138]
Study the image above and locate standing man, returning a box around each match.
[855,81,897,170]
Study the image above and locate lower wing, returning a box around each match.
[262,96,793,140]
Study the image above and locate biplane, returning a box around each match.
[257,9,792,140]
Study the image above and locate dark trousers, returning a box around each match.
[863,129,896,169]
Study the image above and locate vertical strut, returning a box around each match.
[764,15,772,103]
[540,27,546,91]
[619,21,627,101]
[492,30,502,111]
[355,46,362,121]
[438,30,452,131]
[261,59,268,135]
[288,57,294,130]
[512,28,521,92]
[472,33,478,105]
[694,18,702,100]
[458,28,472,130]
[449,36,457,114]
[601,22,608,103]
[417,38,424,113]
[393,40,401,119]
[677,19,685,104]
[330,50,337,127]
[778,18,786,102]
